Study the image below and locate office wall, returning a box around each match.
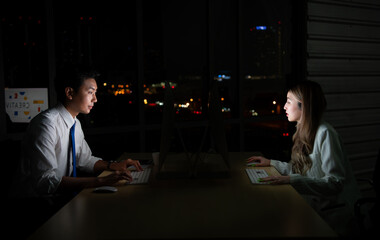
[306,0,380,184]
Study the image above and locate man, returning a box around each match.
[11,65,143,199]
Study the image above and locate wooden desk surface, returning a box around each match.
[29,152,337,239]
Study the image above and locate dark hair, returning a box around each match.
[288,81,327,175]
[55,65,100,103]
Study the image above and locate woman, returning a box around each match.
[247,81,361,236]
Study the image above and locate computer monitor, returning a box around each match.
[208,81,230,169]
[191,80,230,178]
[157,81,192,178]
[157,81,175,172]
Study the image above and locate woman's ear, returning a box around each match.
[65,87,74,100]
[298,102,302,109]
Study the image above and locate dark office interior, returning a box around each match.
[1,0,379,238]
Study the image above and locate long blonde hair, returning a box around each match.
[289,81,326,175]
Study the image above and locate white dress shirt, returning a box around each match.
[12,103,101,198]
[270,121,361,235]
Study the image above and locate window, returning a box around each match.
[1,0,48,133]
[54,0,138,127]
[1,0,296,160]
[240,0,293,159]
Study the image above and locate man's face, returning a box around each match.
[70,78,98,116]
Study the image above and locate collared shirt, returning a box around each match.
[12,103,101,198]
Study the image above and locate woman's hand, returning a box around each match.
[246,156,271,167]
[259,175,290,184]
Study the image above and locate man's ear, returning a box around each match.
[65,87,74,100]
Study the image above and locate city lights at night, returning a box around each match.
[2,0,293,160]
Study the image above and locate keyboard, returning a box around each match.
[245,168,269,184]
[128,167,152,185]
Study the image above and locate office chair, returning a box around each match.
[354,147,380,236]
[2,139,21,194]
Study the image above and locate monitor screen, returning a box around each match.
[157,81,192,178]
[192,81,230,177]
[157,81,230,179]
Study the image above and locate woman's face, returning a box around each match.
[284,91,302,122]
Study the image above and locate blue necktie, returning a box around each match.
[70,122,77,177]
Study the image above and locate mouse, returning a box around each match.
[93,186,118,193]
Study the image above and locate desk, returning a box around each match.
[29,152,337,239]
